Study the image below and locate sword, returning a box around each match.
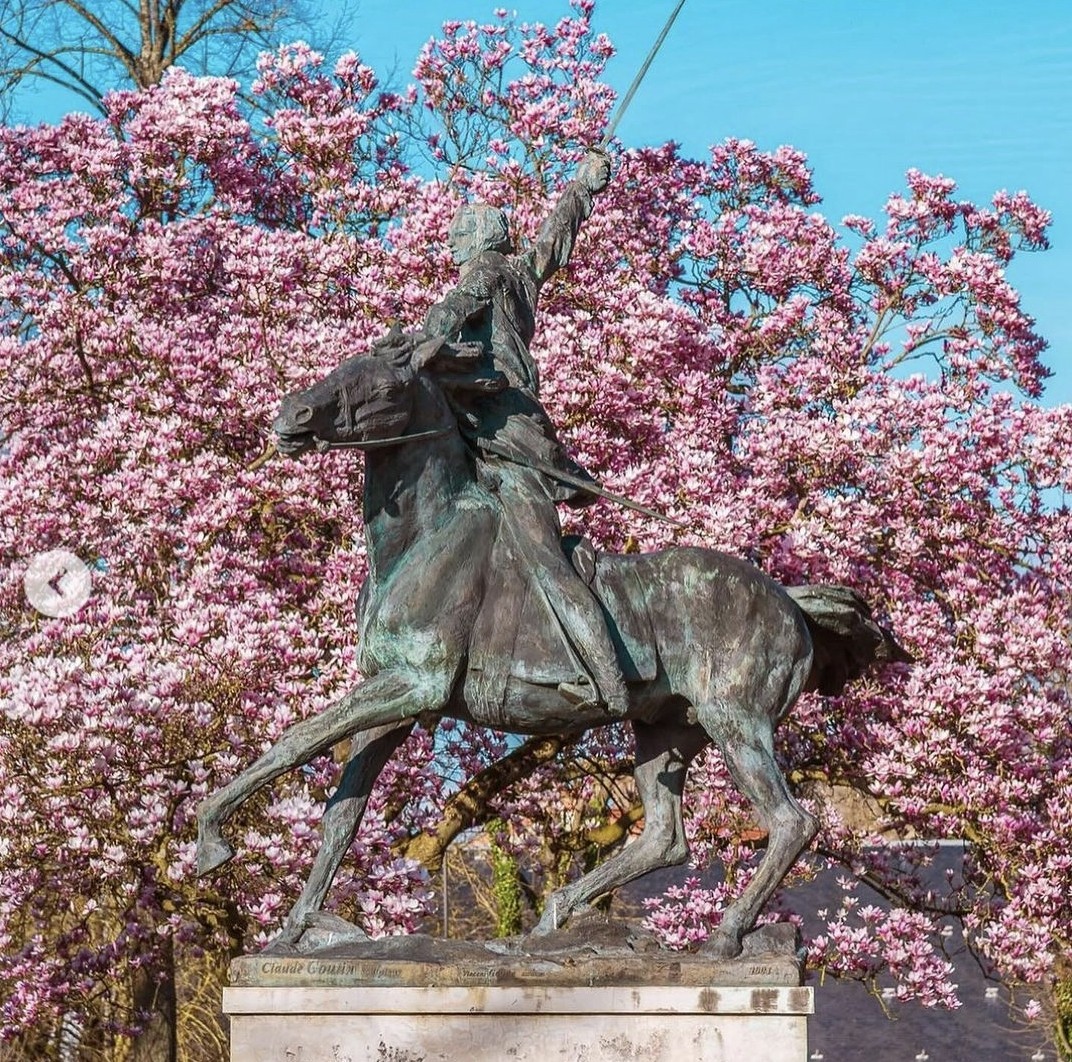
[601,0,688,148]
[479,439,686,528]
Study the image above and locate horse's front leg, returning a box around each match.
[196,668,448,876]
[269,720,415,951]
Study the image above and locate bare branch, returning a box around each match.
[0,0,348,105]
[173,0,245,59]
[53,0,139,76]
[0,22,109,109]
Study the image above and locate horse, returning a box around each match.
[195,335,905,956]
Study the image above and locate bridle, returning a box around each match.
[309,374,452,452]
[312,427,452,453]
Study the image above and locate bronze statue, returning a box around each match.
[414,149,628,719]
[195,161,907,952]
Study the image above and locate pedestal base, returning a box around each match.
[224,984,812,1061]
[224,920,813,1061]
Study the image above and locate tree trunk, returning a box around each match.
[128,934,177,1062]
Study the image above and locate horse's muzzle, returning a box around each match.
[272,415,316,457]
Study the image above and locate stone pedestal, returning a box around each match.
[224,920,813,1061]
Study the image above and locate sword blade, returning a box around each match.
[601,0,688,147]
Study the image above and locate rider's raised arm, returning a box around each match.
[527,149,612,288]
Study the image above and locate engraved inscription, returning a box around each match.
[455,965,497,985]
[261,960,306,976]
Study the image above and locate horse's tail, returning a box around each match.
[785,584,912,696]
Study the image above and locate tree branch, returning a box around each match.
[0,23,109,108]
[172,0,244,58]
[584,802,643,849]
[56,0,138,75]
[399,734,579,874]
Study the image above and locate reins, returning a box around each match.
[313,427,452,452]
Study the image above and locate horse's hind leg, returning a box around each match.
[269,720,415,951]
[532,721,708,936]
[695,699,818,959]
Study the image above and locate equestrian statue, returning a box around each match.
[195,148,907,958]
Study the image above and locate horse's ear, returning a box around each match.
[371,324,413,368]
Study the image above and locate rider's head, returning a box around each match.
[448,204,512,265]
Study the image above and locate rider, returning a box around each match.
[414,149,630,719]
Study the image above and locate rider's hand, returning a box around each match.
[576,148,612,194]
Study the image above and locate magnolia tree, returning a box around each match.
[2,1,1071,1055]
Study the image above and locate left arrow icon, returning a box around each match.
[24,549,92,618]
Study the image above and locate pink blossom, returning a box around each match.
[0,2,1069,1047]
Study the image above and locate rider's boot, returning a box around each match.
[498,460,630,718]
[558,678,598,707]
[557,652,630,718]
[542,577,631,718]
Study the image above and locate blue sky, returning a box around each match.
[10,0,1072,403]
[345,0,1072,406]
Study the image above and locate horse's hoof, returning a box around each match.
[260,935,299,956]
[260,914,312,954]
[531,899,580,937]
[295,911,371,953]
[196,836,235,877]
[700,930,743,960]
[530,910,561,937]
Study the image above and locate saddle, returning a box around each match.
[467,527,658,726]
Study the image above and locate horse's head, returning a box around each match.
[273,355,416,457]
[272,332,505,458]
